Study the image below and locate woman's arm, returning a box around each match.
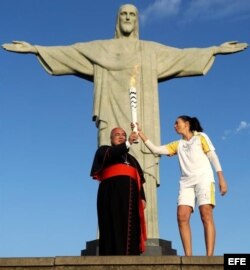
[144,139,170,155]
[135,123,170,155]
[206,150,228,196]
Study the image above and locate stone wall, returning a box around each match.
[0,256,224,270]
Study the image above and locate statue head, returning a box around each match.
[115,4,139,39]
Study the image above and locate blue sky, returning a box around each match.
[0,0,250,257]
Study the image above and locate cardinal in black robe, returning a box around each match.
[90,127,146,255]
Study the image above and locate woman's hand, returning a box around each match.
[131,122,141,131]
[128,131,138,144]
[217,172,228,196]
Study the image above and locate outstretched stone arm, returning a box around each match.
[2,41,38,54]
[213,41,248,55]
[3,40,248,56]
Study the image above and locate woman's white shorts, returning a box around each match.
[178,181,215,211]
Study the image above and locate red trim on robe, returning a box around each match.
[94,163,147,253]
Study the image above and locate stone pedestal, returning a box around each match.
[81,238,177,256]
[143,238,177,256]
[0,256,225,270]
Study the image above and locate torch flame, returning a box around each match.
[130,64,139,87]
[130,76,136,87]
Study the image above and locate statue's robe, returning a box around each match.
[35,39,215,237]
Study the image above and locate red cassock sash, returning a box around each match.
[94,163,147,253]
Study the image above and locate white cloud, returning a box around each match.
[140,0,181,25]
[140,0,250,25]
[221,129,232,140]
[222,121,250,140]
[236,121,250,133]
[185,0,250,21]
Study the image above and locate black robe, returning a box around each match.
[90,143,146,255]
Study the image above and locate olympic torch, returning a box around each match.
[129,76,139,143]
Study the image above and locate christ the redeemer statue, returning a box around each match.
[2,4,248,241]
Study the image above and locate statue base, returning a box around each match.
[81,238,177,256]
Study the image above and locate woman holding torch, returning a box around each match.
[133,116,227,256]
